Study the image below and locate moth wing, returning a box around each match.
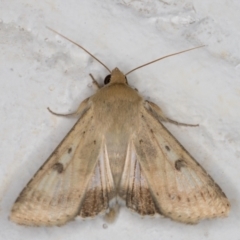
[79,143,115,218]
[10,107,114,226]
[119,140,158,216]
[124,104,230,223]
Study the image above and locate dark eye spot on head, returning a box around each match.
[175,159,186,171]
[104,75,111,85]
[52,163,64,173]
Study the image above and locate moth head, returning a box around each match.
[104,68,128,85]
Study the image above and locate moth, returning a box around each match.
[10,29,230,226]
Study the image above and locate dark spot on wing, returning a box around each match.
[52,163,64,173]
[165,145,170,151]
[168,194,175,200]
[94,140,96,144]
[175,159,186,171]
[195,161,200,167]
[68,147,72,154]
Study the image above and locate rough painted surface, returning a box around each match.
[0,0,240,239]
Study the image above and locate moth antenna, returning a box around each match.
[125,45,205,76]
[46,27,111,73]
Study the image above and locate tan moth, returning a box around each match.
[10,28,230,226]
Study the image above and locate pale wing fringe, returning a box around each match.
[79,142,115,218]
[130,105,230,224]
[10,107,105,226]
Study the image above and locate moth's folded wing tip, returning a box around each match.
[219,198,231,217]
[9,202,26,225]
[10,208,36,226]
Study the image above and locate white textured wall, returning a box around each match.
[1,1,240,239]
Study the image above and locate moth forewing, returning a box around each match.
[133,104,230,223]
[10,104,106,226]
[10,30,230,226]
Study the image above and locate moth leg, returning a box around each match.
[47,97,90,117]
[144,100,199,127]
[165,117,199,127]
[89,74,101,90]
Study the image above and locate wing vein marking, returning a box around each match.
[96,160,102,212]
[139,162,142,213]
[102,143,110,204]
[142,111,206,197]
[98,156,105,207]
[141,113,176,211]
[126,142,134,207]
[131,155,138,207]
[120,140,158,216]
[78,138,116,218]
[140,111,202,216]
[103,143,114,200]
